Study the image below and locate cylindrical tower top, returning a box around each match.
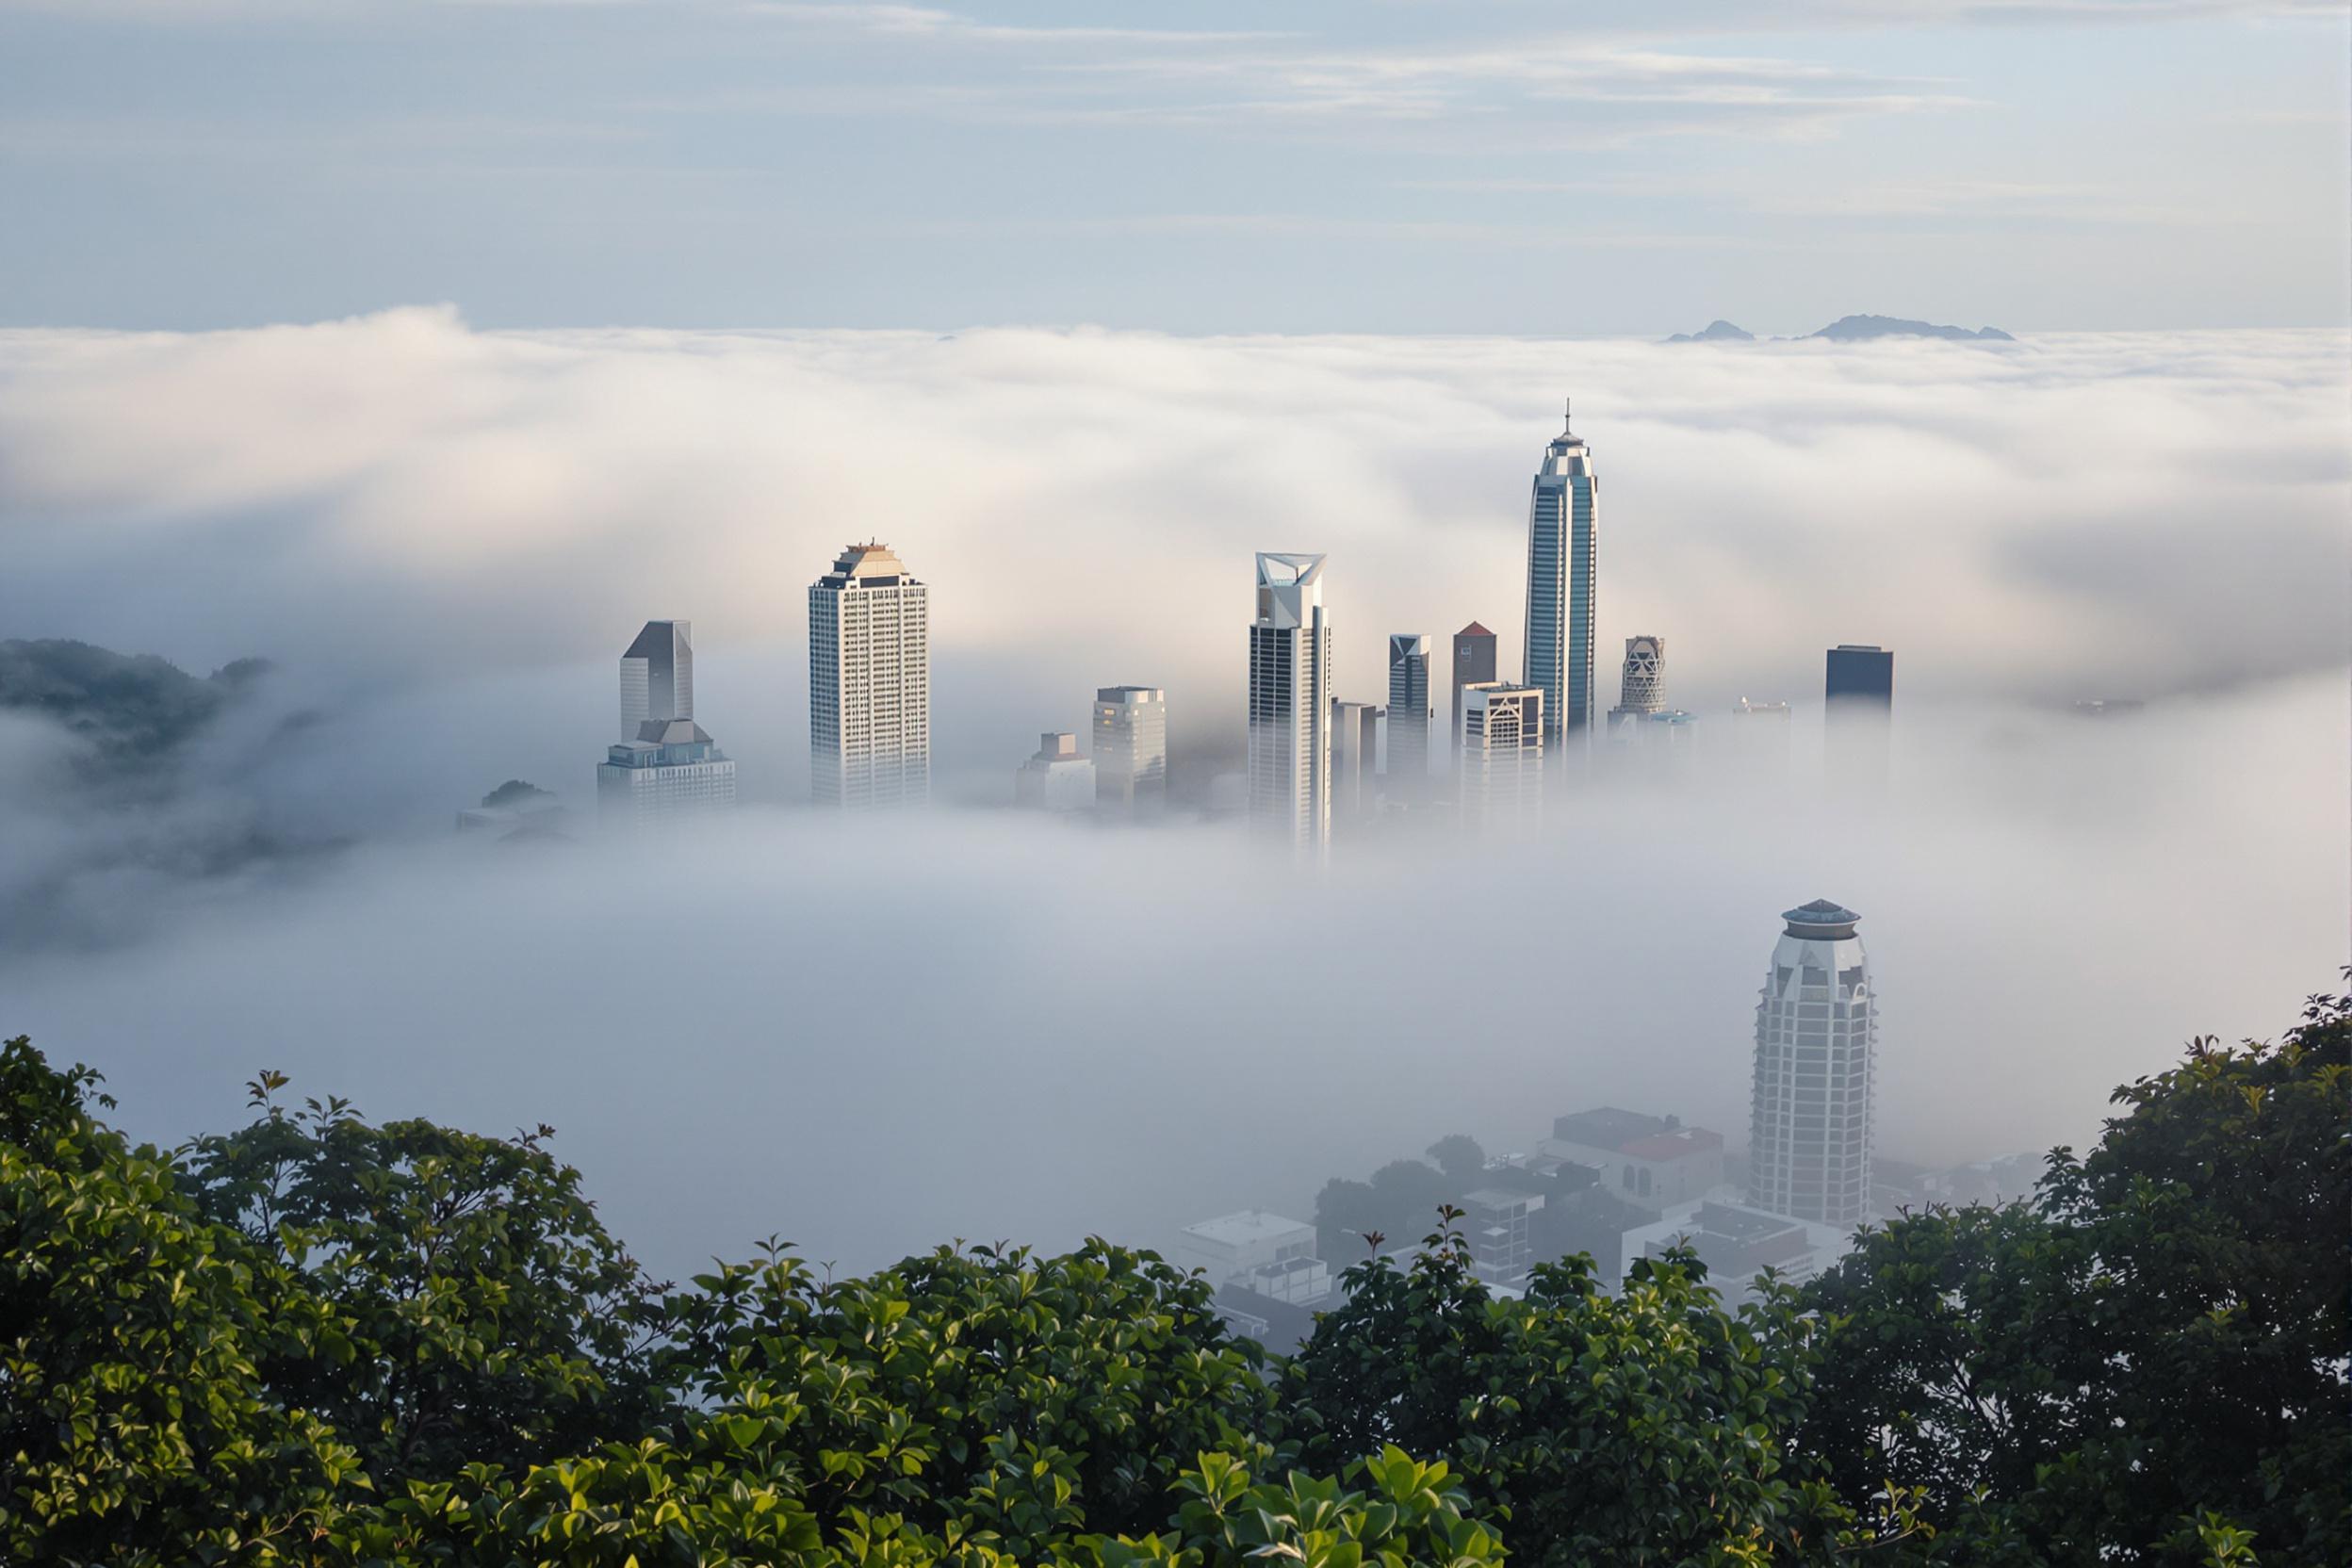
[1781,899,1861,939]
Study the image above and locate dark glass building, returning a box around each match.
[1823,644,1893,709]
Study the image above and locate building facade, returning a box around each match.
[1385,634,1432,800]
[1450,621,1497,768]
[596,718,738,826]
[619,619,694,740]
[1092,685,1167,809]
[1748,899,1878,1228]
[1824,644,1894,710]
[1247,552,1331,854]
[1606,634,1665,737]
[1524,403,1598,750]
[1014,731,1095,811]
[809,543,930,809]
[1542,1107,1725,1216]
[1331,699,1382,823]
[1458,682,1544,829]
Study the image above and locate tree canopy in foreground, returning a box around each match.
[1,981,2344,1566]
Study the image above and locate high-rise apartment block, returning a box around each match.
[619,619,694,740]
[1748,899,1877,1228]
[1247,552,1331,853]
[1385,634,1432,799]
[1525,403,1598,748]
[1458,681,1544,829]
[597,718,737,825]
[1092,685,1167,809]
[809,543,930,809]
[1450,621,1497,766]
[1014,731,1096,811]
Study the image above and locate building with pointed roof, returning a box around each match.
[1525,402,1598,751]
[1450,621,1497,770]
[619,620,694,741]
[1385,633,1431,802]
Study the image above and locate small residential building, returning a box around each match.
[1542,1107,1726,1216]
[1622,1200,1851,1305]
[1014,731,1095,811]
[1173,1210,1325,1297]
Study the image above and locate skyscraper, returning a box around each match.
[1457,681,1544,830]
[1450,621,1497,767]
[1092,685,1167,810]
[809,542,930,809]
[1824,644,1893,781]
[619,619,694,740]
[1824,645,1893,710]
[1748,899,1877,1228]
[1247,552,1331,854]
[1606,634,1665,737]
[1331,699,1381,823]
[597,718,737,825]
[1385,634,1432,800]
[1014,731,1095,811]
[1524,402,1597,750]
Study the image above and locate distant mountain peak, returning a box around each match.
[1665,318,1755,343]
[1807,314,2014,343]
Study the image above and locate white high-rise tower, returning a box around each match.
[1247,552,1331,854]
[1606,634,1665,738]
[1748,899,1877,1228]
[1524,401,1597,751]
[809,542,930,808]
[619,620,694,741]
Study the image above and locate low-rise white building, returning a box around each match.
[1542,1107,1725,1216]
[1619,1199,1854,1304]
[1173,1210,1324,1296]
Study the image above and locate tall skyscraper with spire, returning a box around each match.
[1247,552,1331,854]
[809,542,930,808]
[1748,899,1877,1228]
[1524,401,1598,751]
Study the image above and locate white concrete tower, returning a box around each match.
[809,542,930,808]
[1247,552,1331,855]
[1748,900,1877,1228]
[1093,685,1168,810]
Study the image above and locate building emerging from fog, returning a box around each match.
[1748,899,1877,1228]
[1331,699,1382,823]
[1458,681,1544,829]
[1451,621,1497,769]
[597,718,737,825]
[1385,634,1431,800]
[1092,685,1167,809]
[1247,552,1331,854]
[1607,635,1665,737]
[1014,731,1095,811]
[810,543,930,809]
[1525,402,1598,750]
[619,620,694,740]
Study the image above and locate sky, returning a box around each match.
[1,1,2347,334]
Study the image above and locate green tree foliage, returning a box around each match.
[177,1073,671,1484]
[481,778,555,809]
[1801,982,2352,1564]
[1,978,2344,1567]
[0,1037,356,1565]
[1425,1135,1487,1183]
[1282,1210,1894,1566]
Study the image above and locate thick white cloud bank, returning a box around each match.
[0,314,2344,1278]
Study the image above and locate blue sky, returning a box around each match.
[2,0,2344,332]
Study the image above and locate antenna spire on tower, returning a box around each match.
[1563,397,1573,433]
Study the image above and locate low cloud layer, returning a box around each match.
[0,316,2343,1279]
